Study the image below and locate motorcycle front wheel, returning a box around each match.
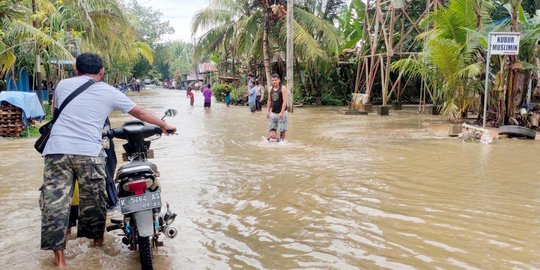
[138,236,153,270]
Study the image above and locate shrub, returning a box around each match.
[231,85,247,104]
[43,104,53,121]
[212,83,232,101]
[21,126,40,137]
[321,94,346,106]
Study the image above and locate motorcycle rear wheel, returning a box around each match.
[138,236,153,270]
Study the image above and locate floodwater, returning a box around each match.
[1,86,540,270]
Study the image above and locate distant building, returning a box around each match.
[198,62,217,73]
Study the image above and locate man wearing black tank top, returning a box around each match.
[266,73,289,140]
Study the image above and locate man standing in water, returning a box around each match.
[266,73,289,140]
[40,52,176,267]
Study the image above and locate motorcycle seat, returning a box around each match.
[117,161,158,179]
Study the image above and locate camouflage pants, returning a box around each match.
[40,153,107,250]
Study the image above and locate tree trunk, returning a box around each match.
[262,4,272,91]
[286,0,294,112]
[504,1,521,124]
[32,0,44,106]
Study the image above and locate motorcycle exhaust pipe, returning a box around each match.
[164,226,178,239]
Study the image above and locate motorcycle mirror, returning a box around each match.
[161,109,178,120]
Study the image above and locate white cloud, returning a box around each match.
[137,0,209,42]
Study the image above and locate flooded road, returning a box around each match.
[2,86,540,269]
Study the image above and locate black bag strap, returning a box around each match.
[52,79,95,123]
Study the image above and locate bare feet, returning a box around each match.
[93,237,103,247]
[53,250,66,268]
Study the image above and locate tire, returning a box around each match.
[499,125,536,139]
[138,236,153,270]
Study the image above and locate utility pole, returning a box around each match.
[286,0,294,112]
[193,37,200,88]
[32,0,43,105]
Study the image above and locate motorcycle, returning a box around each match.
[105,109,179,270]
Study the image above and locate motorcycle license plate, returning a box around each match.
[119,192,162,214]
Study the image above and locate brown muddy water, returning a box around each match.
[1,86,540,270]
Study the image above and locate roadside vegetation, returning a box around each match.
[192,0,539,125]
[0,0,538,125]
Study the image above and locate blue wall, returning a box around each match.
[5,69,48,101]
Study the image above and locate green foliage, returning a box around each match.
[147,69,161,80]
[44,104,53,121]
[123,0,174,47]
[132,58,151,79]
[212,83,231,101]
[167,41,195,78]
[338,0,365,50]
[192,0,343,87]
[21,126,39,138]
[321,93,346,106]
[392,0,490,122]
[108,61,133,84]
[231,85,247,103]
[151,41,195,81]
[213,83,247,104]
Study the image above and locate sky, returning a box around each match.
[137,0,209,42]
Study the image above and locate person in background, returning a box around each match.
[202,83,212,108]
[247,73,255,91]
[224,86,231,107]
[248,84,257,113]
[187,87,195,106]
[48,81,56,114]
[135,78,141,92]
[255,80,264,111]
[246,73,254,104]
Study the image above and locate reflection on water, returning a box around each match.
[1,86,540,269]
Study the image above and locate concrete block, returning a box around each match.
[377,105,391,116]
[338,109,368,115]
[448,124,462,137]
[423,104,440,115]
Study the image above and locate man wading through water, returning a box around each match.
[266,73,289,140]
[40,53,176,267]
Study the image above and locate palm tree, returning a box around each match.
[393,0,492,122]
[192,0,342,95]
[192,0,256,80]
[1,0,152,93]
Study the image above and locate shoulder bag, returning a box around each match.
[34,79,95,154]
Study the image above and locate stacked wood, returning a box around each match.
[0,102,23,137]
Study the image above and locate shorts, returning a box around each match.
[41,153,107,250]
[269,112,288,132]
[249,102,256,113]
[204,102,211,108]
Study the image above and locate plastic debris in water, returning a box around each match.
[480,133,493,144]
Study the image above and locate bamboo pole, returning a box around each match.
[383,4,396,106]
